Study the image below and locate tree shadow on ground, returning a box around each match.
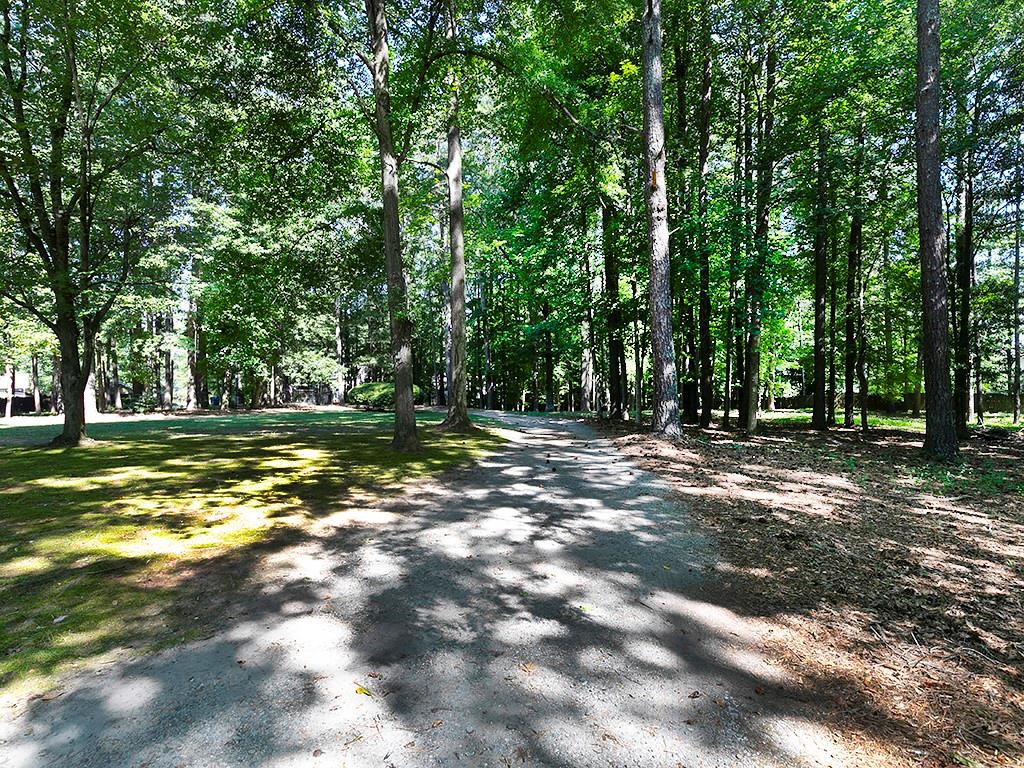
[2,416,950,767]
[0,409,499,691]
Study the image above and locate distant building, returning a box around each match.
[0,368,36,398]
[0,368,49,415]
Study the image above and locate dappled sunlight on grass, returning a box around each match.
[0,409,502,696]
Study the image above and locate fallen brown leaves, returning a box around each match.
[601,419,1024,768]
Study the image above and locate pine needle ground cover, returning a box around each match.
[0,409,502,699]
[606,416,1023,768]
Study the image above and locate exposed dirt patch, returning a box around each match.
[600,420,1024,768]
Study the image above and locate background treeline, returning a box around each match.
[1,0,1022,443]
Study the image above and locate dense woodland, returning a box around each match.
[1,0,1023,457]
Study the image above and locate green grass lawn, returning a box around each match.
[0,409,502,698]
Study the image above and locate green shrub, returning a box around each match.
[347,381,423,410]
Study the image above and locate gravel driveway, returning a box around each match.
[0,414,852,767]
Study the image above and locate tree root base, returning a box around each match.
[48,434,99,448]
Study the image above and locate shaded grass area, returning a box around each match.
[502,407,1024,437]
[0,409,502,697]
[603,419,1024,767]
[758,408,1024,433]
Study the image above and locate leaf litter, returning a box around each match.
[603,419,1024,768]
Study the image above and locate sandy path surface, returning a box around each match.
[0,414,853,767]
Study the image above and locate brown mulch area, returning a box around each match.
[598,419,1024,768]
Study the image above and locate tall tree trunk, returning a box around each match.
[842,252,856,423]
[531,350,539,412]
[632,278,644,422]
[743,42,776,434]
[734,303,745,424]
[430,320,438,406]
[953,154,974,435]
[31,354,41,414]
[85,360,99,420]
[972,251,983,425]
[696,3,713,428]
[1007,343,1013,415]
[4,363,13,418]
[973,347,983,424]
[812,126,828,430]
[913,346,923,417]
[642,0,681,438]
[334,295,345,404]
[828,253,838,426]
[724,81,744,429]
[882,236,895,410]
[186,252,209,410]
[736,51,754,429]
[186,307,198,411]
[580,314,595,413]
[365,0,419,450]
[682,310,699,423]
[163,311,174,408]
[441,108,470,428]
[51,350,62,414]
[1014,152,1021,423]
[220,369,231,410]
[440,4,471,429]
[671,25,690,418]
[722,272,734,426]
[901,326,910,409]
[93,343,106,413]
[102,337,112,409]
[128,321,141,403]
[844,128,863,428]
[152,314,163,406]
[110,343,122,410]
[543,302,554,411]
[603,201,625,419]
[54,311,90,445]
[580,208,597,413]
[195,308,209,408]
[481,276,494,409]
[915,0,959,459]
[128,319,140,403]
[857,264,868,431]
[440,282,451,406]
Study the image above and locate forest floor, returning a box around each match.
[601,411,1024,768]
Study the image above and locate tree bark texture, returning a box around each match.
[812,126,828,430]
[696,3,713,427]
[603,201,626,419]
[915,0,959,459]
[365,0,419,450]
[642,0,681,437]
[743,42,776,434]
